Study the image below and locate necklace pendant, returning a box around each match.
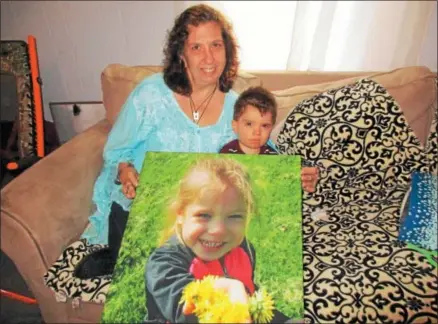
[193,111,200,122]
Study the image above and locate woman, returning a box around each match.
[75,4,318,279]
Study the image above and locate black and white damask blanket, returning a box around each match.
[276,78,437,323]
[44,78,438,323]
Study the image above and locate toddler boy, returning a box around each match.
[220,86,277,154]
[220,86,319,193]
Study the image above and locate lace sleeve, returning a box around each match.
[103,83,152,168]
[82,81,156,244]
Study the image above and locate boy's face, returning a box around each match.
[232,105,274,154]
[177,175,247,262]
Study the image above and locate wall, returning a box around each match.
[419,1,437,72]
[1,1,437,121]
[1,1,176,121]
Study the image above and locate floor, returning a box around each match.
[0,250,43,324]
[1,94,59,323]
[0,169,43,323]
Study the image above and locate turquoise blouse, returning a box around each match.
[81,73,238,244]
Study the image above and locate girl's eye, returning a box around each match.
[196,213,211,219]
[229,214,244,220]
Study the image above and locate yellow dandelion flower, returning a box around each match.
[222,302,251,323]
[181,277,275,323]
[180,280,200,304]
[181,276,217,303]
[249,289,274,323]
[208,298,232,321]
[194,277,225,316]
[198,311,219,323]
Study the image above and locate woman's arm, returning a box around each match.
[101,81,157,198]
[103,85,148,167]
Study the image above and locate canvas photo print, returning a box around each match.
[101,152,303,323]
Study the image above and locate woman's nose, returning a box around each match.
[204,47,214,63]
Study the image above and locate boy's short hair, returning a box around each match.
[233,86,277,124]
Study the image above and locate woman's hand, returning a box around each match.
[301,167,319,193]
[118,162,139,199]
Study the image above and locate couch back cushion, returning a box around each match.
[101,65,436,148]
[101,64,261,125]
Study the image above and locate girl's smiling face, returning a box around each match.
[177,174,247,262]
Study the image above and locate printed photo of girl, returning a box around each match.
[101,152,303,324]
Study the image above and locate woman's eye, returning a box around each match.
[213,42,223,48]
[192,45,200,51]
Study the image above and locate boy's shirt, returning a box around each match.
[219,139,278,155]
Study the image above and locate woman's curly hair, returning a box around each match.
[163,4,239,95]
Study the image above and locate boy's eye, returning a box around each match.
[245,122,252,127]
[262,123,272,128]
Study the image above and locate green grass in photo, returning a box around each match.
[101,152,303,323]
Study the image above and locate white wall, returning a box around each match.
[418,1,437,72]
[1,1,436,121]
[1,1,176,121]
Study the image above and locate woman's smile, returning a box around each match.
[201,66,216,73]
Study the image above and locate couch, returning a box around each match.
[1,64,436,323]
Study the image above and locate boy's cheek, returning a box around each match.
[231,120,239,134]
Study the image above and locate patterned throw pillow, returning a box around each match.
[276,78,432,207]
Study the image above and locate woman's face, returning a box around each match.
[177,176,247,262]
[181,21,227,89]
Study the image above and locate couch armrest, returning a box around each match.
[1,119,111,268]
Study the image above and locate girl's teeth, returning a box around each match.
[203,68,214,72]
[201,240,223,247]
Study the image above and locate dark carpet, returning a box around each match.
[0,233,43,324]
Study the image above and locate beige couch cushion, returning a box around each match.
[271,66,437,147]
[255,70,374,91]
[101,64,261,125]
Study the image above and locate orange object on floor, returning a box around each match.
[6,161,19,170]
[0,289,37,305]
